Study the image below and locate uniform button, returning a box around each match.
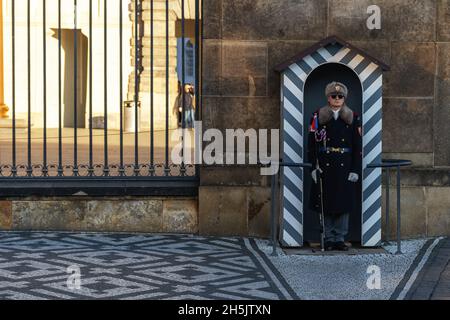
[327,151,330,154]
[346,125,349,128]
[342,139,345,142]
[326,163,330,167]
[341,163,344,167]
[327,138,330,141]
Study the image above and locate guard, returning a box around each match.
[307,81,362,251]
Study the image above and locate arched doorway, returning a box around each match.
[303,63,363,244]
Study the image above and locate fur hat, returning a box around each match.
[325,81,348,98]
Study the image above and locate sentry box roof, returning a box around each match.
[274,35,390,73]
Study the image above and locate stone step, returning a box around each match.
[129,10,177,22]
[129,21,176,37]
[128,37,177,49]
[129,47,177,57]
[127,76,179,94]
[129,56,178,69]
[141,37,178,47]
[132,68,177,78]
[130,0,197,20]
[129,44,177,57]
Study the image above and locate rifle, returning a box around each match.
[312,113,326,252]
[316,158,326,252]
[309,111,326,252]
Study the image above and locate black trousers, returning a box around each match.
[324,212,349,243]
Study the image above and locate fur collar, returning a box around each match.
[318,104,354,125]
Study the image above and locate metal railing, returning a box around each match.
[1,0,201,189]
[368,159,413,254]
[269,159,412,255]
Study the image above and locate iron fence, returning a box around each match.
[1,0,201,188]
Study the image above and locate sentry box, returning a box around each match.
[274,35,390,248]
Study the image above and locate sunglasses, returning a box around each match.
[330,94,345,100]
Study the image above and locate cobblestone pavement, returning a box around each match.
[256,238,432,300]
[0,232,297,300]
[400,237,450,300]
[0,231,445,300]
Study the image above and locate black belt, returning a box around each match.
[319,147,352,154]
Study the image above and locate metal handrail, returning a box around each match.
[269,159,412,256]
[367,159,412,254]
[269,161,312,256]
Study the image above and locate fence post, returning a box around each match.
[385,167,390,244]
[396,165,402,255]
[270,171,278,256]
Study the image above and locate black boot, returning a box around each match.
[334,241,349,251]
[324,241,334,251]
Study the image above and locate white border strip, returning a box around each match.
[396,237,444,300]
[244,239,296,300]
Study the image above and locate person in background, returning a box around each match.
[179,83,195,129]
[173,81,183,128]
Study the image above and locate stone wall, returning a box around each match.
[382,169,450,239]
[199,0,450,238]
[0,198,197,234]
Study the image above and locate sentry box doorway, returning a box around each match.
[274,36,390,248]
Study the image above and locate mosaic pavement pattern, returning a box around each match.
[0,232,297,300]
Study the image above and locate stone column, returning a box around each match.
[128,0,179,131]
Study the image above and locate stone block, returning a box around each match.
[203,40,222,96]
[0,201,12,230]
[12,201,87,231]
[84,200,163,232]
[8,198,199,234]
[437,0,450,41]
[329,0,381,40]
[426,187,450,236]
[381,186,427,239]
[200,166,268,187]
[350,41,392,67]
[382,98,433,153]
[434,44,450,166]
[221,0,327,40]
[202,97,280,131]
[222,41,267,78]
[382,153,433,167]
[198,186,248,236]
[383,168,450,188]
[248,187,271,238]
[267,41,315,97]
[221,76,268,97]
[437,43,450,79]
[221,41,268,97]
[245,97,280,130]
[384,42,436,97]
[203,0,222,39]
[202,97,249,131]
[329,0,436,42]
[434,78,450,166]
[162,199,198,233]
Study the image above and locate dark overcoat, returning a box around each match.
[307,104,362,214]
